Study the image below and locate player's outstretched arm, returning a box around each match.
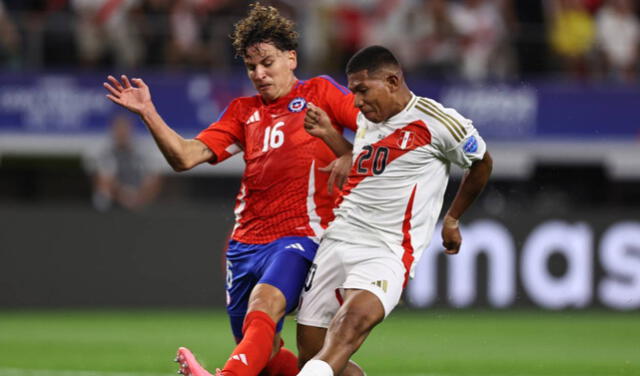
[442,151,493,254]
[103,75,214,171]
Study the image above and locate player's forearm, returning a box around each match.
[445,151,493,220]
[139,107,207,171]
[319,129,353,157]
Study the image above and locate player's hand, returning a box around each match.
[442,214,462,254]
[103,75,154,116]
[304,102,334,139]
[319,153,353,194]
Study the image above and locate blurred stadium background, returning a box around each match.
[0,0,639,375]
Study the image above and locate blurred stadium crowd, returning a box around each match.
[1,0,639,83]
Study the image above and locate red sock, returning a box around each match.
[262,346,299,376]
[222,311,276,376]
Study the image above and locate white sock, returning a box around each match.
[298,359,334,376]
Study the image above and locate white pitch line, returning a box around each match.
[0,368,172,376]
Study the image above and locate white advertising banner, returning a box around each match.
[406,219,640,310]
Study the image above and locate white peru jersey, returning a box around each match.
[324,93,487,284]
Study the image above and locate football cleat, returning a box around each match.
[176,347,214,376]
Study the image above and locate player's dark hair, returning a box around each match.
[346,45,400,75]
[231,2,298,58]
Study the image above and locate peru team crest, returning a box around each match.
[288,97,307,112]
[397,130,415,150]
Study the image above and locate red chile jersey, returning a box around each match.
[196,76,358,244]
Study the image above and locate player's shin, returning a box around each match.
[222,311,276,376]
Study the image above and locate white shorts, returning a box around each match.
[296,238,406,328]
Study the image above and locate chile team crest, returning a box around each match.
[288,97,307,112]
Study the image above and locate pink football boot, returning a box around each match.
[175,347,221,376]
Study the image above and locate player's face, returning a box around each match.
[244,43,297,103]
[347,70,396,123]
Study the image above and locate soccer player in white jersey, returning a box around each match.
[295,45,493,376]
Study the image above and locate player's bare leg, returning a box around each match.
[297,324,365,376]
[296,325,325,369]
[297,289,383,376]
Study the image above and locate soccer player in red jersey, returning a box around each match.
[103,4,360,376]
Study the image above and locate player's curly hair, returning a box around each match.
[231,2,299,58]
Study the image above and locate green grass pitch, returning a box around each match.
[0,309,638,376]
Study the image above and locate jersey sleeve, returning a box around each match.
[195,99,246,164]
[314,75,359,131]
[422,98,486,169]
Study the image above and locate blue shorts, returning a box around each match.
[225,236,318,340]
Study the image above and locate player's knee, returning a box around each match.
[247,287,287,320]
[331,307,380,344]
[247,300,285,322]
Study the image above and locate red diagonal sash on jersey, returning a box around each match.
[336,120,431,206]
[401,185,417,287]
[335,120,430,286]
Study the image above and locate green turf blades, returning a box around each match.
[0,309,638,376]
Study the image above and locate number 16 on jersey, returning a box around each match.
[262,121,285,151]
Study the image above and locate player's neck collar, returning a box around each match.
[383,91,416,123]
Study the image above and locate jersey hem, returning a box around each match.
[339,282,395,318]
[295,317,331,329]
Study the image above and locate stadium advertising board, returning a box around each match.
[3,74,638,177]
[407,217,640,311]
[436,83,640,140]
[1,73,638,140]
[0,72,245,136]
[1,206,637,310]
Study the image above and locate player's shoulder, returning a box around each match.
[221,95,262,119]
[408,95,467,123]
[229,95,261,109]
[408,95,473,144]
[304,75,351,96]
